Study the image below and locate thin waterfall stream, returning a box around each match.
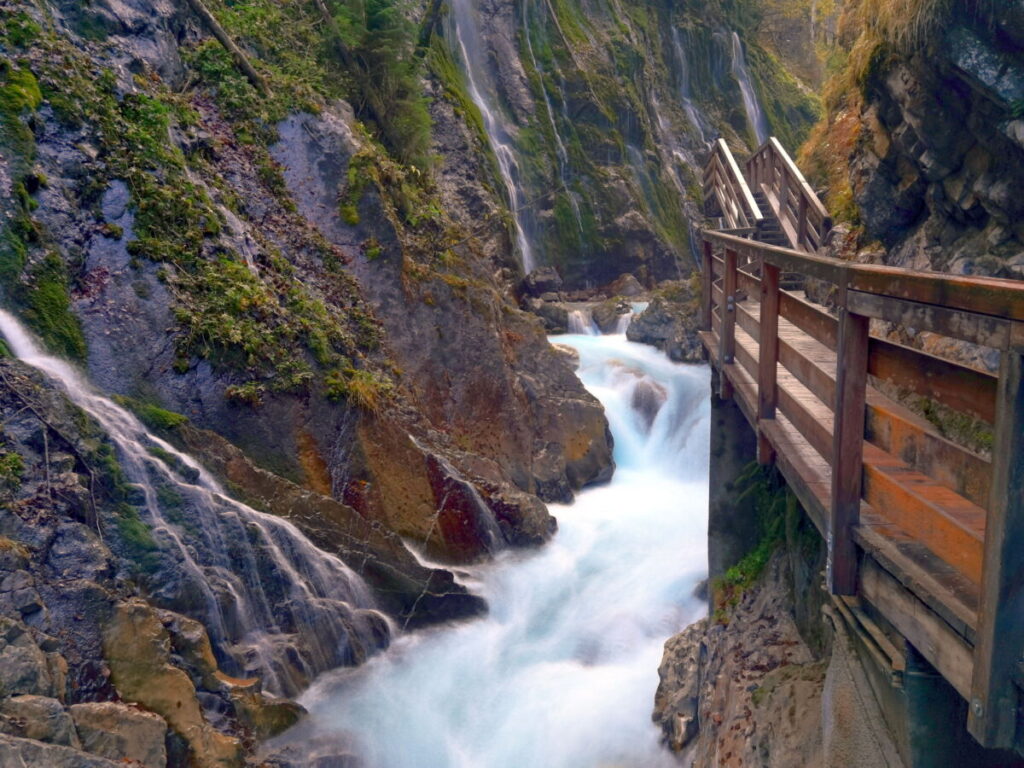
[0,310,390,698]
[276,326,711,766]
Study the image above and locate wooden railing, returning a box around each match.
[700,229,1024,751]
[702,139,763,232]
[747,138,832,253]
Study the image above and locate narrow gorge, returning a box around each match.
[1,0,1023,766]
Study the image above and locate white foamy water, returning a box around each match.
[288,332,710,766]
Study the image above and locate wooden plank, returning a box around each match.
[851,266,1024,324]
[758,417,829,534]
[868,337,997,424]
[714,138,762,223]
[758,263,781,465]
[855,521,978,641]
[780,336,836,406]
[701,239,713,331]
[861,454,985,584]
[780,292,838,350]
[847,290,1020,351]
[969,350,1024,747]
[860,556,974,700]
[865,396,991,510]
[719,248,738,365]
[829,300,870,595]
[778,385,832,459]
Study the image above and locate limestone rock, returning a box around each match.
[0,695,79,747]
[0,616,57,699]
[626,281,702,363]
[102,600,242,768]
[520,267,563,297]
[70,701,168,768]
[653,618,706,751]
[0,733,121,768]
[603,273,645,297]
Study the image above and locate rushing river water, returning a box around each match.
[288,331,711,766]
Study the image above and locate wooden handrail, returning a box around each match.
[703,139,763,231]
[699,228,1024,749]
[746,138,832,253]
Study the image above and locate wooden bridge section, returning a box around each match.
[701,140,1024,752]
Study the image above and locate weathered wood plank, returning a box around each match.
[855,521,978,641]
[860,556,974,701]
[868,337,997,424]
[851,266,1024,324]
[861,454,985,584]
[779,292,838,350]
[866,396,991,510]
[701,239,713,331]
[969,351,1024,747]
[719,249,738,366]
[829,298,869,595]
[758,263,781,465]
[847,290,1019,351]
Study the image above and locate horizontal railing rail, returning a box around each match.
[699,228,1024,751]
[702,139,763,231]
[747,138,832,253]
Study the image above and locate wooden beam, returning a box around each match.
[719,248,738,366]
[851,267,1024,324]
[701,239,713,331]
[847,290,1021,352]
[758,262,781,464]
[860,556,974,701]
[829,288,870,595]
[969,350,1024,747]
[780,291,838,350]
[868,336,997,424]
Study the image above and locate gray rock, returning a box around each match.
[70,701,168,768]
[521,267,563,297]
[0,733,120,768]
[0,616,56,699]
[0,695,79,747]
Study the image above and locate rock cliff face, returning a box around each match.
[802,1,1024,281]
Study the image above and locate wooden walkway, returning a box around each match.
[701,140,1024,752]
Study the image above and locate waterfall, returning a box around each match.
[670,28,707,143]
[0,310,390,697]
[567,308,599,335]
[449,0,536,272]
[729,32,769,147]
[271,334,710,767]
[521,0,585,240]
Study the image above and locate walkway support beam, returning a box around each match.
[969,350,1024,748]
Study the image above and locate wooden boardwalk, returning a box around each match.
[701,140,1024,751]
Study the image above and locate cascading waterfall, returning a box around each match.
[521,0,585,240]
[670,27,707,143]
[729,31,769,146]
[449,0,536,272]
[272,328,711,767]
[568,308,599,335]
[0,310,389,697]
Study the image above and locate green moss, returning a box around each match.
[113,396,189,432]
[113,502,162,574]
[711,464,790,624]
[20,253,86,361]
[0,451,24,491]
[0,62,42,174]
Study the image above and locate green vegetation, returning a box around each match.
[0,450,24,491]
[712,464,793,624]
[113,396,189,432]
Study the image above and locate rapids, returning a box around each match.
[286,331,711,766]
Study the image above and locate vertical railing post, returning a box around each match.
[717,247,738,399]
[701,239,713,332]
[968,350,1024,748]
[719,248,737,365]
[798,195,809,252]
[757,257,781,465]
[828,271,869,595]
